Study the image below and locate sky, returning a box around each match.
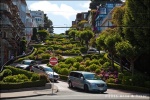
[26,0,91,34]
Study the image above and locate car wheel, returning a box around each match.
[69,81,73,88]
[84,84,89,92]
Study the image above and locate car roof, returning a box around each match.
[38,64,49,68]
[16,64,29,67]
[70,71,95,74]
[23,60,35,62]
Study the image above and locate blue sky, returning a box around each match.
[26,0,91,34]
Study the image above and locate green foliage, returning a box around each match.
[4,66,33,79]
[80,47,87,53]
[102,62,110,69]
[2,69,12,77]
[90,59,100,66]
[69,67,77,71]
[85,60,91,66]
[59,68,69,76]
[41,53,50,59]
[3,74,29,83]
[106,78,116,83]
[95,68,101,74]
[65,58,77,65]
[31,73,40,81]
[74,56,83,62]
[52,66,60,73]
[59,62,70,69]
[37,49,44,54]
[122,76,132,85]
[89,64,99,71]
[85,67,90,71]
[73,62,80,70]
[79,65,85,71]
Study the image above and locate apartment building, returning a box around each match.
[95,2,122,34]
[0,0,32,67]
[30,10,44,27]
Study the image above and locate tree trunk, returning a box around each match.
[120,57,123,72]
[111,52,114,70]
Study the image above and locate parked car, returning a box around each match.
[67,71,107,93]
[15,60,37,71]
[31,64,60,82]
[87,48,99,54]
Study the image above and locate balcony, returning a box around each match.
[0,15,12,27]
[0,3,12,15]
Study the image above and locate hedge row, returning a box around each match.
[107,83,149,93]
[0,80,46,90]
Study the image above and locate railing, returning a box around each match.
[0,46,34,73]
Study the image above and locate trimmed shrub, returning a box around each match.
[65,58,77,65]
[80,47,87,53]
[31,73,40,81]
[95,68,101,74]
[59,68,69,76]
[102,62,110,69]
[79,65,85,71]
[39,73,50,83]
[89,64,99,71]
[85,60,91,66]
[59,75,68,81]
[106,78,116,83]
[41,53,50,59]
[90,59,100,65]
[75,56,83,62]
[73,62,80,70]
[122,76,132,85]
[69,67,77,71]
[85,67,90,71]
[3,74,29,83]
[37,49,44,54]
[2,69,12,77]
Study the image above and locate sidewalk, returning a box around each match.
[0,83,58,99]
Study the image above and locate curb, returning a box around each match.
[0,84,59,99]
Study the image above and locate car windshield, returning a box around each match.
[83,74,101,80]
[44,67,53,72]
[22,61,31,65]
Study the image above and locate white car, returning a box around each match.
[31,64,59,82]
[15,60,37,71]
[87,48,99,54]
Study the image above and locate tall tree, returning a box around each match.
[80,30,94,49]
[123,0,150,54]
[123,0,150,73]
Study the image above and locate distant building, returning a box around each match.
[30,10,44,27]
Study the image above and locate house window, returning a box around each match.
[100,8,106,14]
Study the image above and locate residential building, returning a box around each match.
[0,0,29,67]
[30,10,44,27]
[95,2,122,34]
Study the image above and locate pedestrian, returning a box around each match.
[10,55,14,60]
[22,51,26,55]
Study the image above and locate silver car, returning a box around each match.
[67,71,107,93]
[87,48,99,54]
[31,64,60,82]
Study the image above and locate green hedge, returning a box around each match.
[107,83,149,93]
[0,80,46,90]
[59,75,68,81]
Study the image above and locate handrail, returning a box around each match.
[0,47,34,72]
[107,54,131,72]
